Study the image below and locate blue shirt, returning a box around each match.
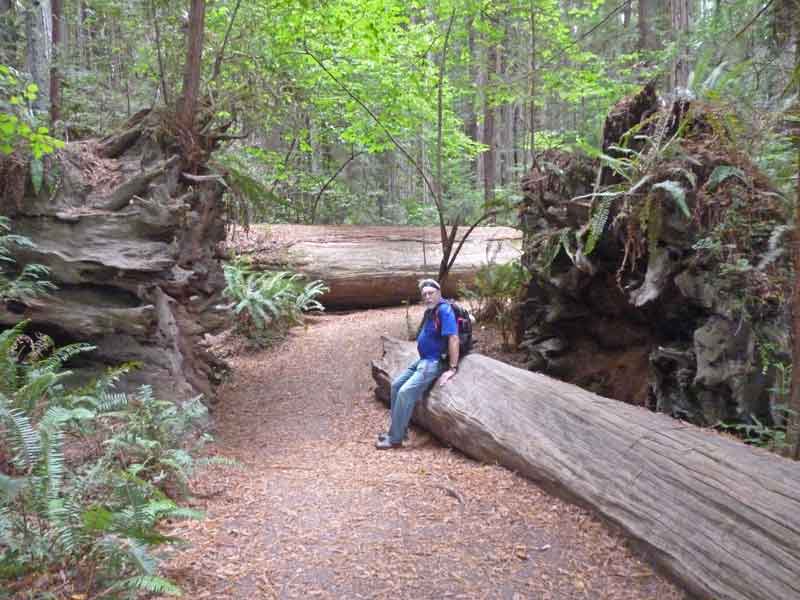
[417,301,457,360]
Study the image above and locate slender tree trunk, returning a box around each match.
[638,0,653,51]
[788,0,800,459]
[0,0,16,60]
[528,1,536,167]
[483,43,497,210]
[25,0,52,113]
[49,0,62,125]
[670,0,691,90]
[151,0,169,107]
[178,0,206,129]
[465,17,479,181]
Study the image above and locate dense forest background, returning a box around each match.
[2,0,797,227]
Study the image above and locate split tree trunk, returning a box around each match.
[372,337,800,600]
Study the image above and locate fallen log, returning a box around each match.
[228,224,522,308]
[371,337,800,600]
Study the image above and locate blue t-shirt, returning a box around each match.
[417,301,457,360]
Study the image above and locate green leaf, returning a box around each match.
[30,157,43,194]
[706,165,746,192]
[652,180,691,218]
[83,505,114,531]
[0,473,27,501]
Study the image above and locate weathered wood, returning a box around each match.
[1,109,228,403]
[92,155,180,211]
[371,337,800,600]
[230,225,523,308]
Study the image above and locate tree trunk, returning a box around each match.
[230,225,522,309]
[528,1,536,166]
[24,0,52,113]
[49,0,62,125]
[372,337,800,600]
[178,0,206,129]
[638,0,654,51]
[670,0,691,90]
[788,0,800,459]
[482,43,497,210]
[465,17,479,180]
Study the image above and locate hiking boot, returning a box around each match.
[378,432,408,442]
[375,438,402,450]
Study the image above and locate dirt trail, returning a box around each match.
[161,307,683,599]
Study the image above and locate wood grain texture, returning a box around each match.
[372,336,800,600]
[230,224,523,308]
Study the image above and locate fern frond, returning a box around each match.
[116,574,183,596]
[584,195,615,256]
[652,180,691,218]
[1,407,41,470]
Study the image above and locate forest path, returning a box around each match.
[161,306,682,599]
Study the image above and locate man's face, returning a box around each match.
[420,286,441,308]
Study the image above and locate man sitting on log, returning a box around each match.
[376,278,459,450]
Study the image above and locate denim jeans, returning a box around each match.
[388,358,444,444]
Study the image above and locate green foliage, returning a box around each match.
[223,259,329,345]
[0,217,57,304]
[715,407,797,452]
[0,323,213,597]
[0,66,63,158]
[460,260,530,351]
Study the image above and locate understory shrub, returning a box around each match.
[222,259,329,346]
[0,322,210,598]
[460,260,530,351]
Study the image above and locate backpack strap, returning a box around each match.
[432,299,448,334]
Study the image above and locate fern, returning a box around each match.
[652,180,691,218]
[115,574,183,596]
[584,195,615,256]
[706,165,747,192]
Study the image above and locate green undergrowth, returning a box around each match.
[222,258,329,347]
[0,321,222,599]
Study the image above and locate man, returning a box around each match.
[376,278,458,450]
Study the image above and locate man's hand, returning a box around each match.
[439,369,456,387]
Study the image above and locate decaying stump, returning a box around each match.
[0,109,228,401]
[228,224,523,308]
[372,337,800,600]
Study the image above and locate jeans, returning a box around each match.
[388,358,444,444]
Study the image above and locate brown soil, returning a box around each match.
[159,306,685,599]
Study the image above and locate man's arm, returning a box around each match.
[439,334,459,386]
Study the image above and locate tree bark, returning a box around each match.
[24,0,52,113]
[230,225,522,309]
[1,111,228,402]
[670,0,691,90]
[638,0,654,51]
[787,0,800,459]
[372,337,800,600]
[178,0,206,129]
[482,43,497,210]
[465,17,479,179]
[49,0,62,125]
[528,1,536,167]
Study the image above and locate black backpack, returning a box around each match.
[420,299,474,361]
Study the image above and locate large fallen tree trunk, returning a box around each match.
[228,224,522,308]
[371,337,800,600]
